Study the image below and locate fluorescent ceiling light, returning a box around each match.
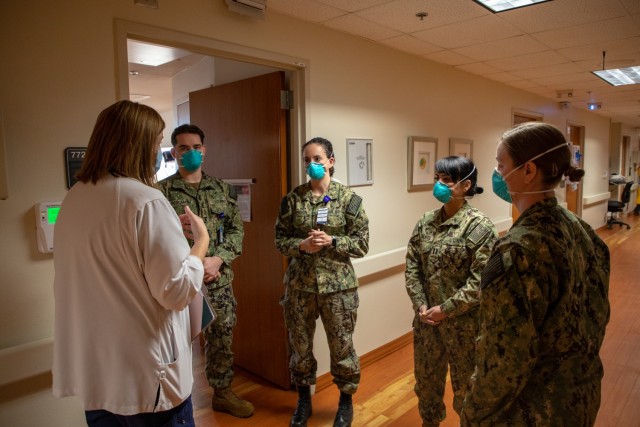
[472,0,552,13]
[127,40,191,67]
[592,66,640,86]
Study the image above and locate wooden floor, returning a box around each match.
[193,212,640,427]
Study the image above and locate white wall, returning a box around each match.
[0,1,615,425]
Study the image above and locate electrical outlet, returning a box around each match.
[134,0,158,9]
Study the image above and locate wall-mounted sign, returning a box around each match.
[65,147,87,189]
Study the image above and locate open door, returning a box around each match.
[189,71,290,388]
[566,124,584,215]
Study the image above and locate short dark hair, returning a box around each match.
[435,156,483,196]
[171,124,205,146]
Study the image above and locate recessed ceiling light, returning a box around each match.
[472,0,553,13]
[592,66,640,86]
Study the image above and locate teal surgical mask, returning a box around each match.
[306,162,326,180]
[432,166,476,204]
[492,168,512,202]
[180,149,203,172]
[492,142,569,203]
[433,181,453,203]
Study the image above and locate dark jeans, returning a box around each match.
[85,395,194,427]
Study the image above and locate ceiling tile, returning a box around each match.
[507,80,544,90]
[532,16,640,49]
[315,0,391,13]
[510,62,584,79]
[456,62,503,75]
[412,15,523,49]
[499,0,628,33]
[324,14,402,41]
[379,34,442,55]
[355,0,488,33]
[267,0,345,23]
[454,35,548,61]
[483,72,525,83]
[485,50,569,71]
[556,37,640,63]
[423,50,475,66]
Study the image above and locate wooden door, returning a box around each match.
[566,124,584,215]
[189,71,290,388]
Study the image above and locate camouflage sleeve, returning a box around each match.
[461,244,539,425]
[274,194,305,257]
[337,194,369,258]
[583,222,611,347]
[212,183,244,264]
[440,218,497,318]
[404,221,427,313]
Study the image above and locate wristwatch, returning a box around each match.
[331,236,337,248]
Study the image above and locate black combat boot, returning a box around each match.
[290,385,312,427]
[333,392,353,427]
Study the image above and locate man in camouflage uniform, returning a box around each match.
[159,124,252,418]
[405,157,497,427]
[275,136,369,427]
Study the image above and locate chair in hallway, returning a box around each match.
[607,181,633,230]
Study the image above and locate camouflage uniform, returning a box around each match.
[405,202,497,426]
[461,198,610,426]
[275,180,369,394]
[159,172,244,390]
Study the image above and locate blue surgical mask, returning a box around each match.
[433,181,453,203]
[180,149,203,172]
[306,162,326,180]
[492,142,569,203]
[155,150,163,173]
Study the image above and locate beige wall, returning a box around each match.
[0,1,616,425]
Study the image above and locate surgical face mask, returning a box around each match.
[492,142,569,203]
[154,150,163,173]
[306,162,326,180]
[432,166,476,204]
[180,149,203,172]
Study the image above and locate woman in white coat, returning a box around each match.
[53,100,209,427]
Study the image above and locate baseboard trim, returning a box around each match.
[315,331,413,392]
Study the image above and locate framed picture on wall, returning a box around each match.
[449,138,473,159]
[407,136,437,192]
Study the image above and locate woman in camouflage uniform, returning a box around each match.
[405,156,497,427]
[275,137,369,427]
[461,122,610,426]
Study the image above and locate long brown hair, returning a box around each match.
[76,100,165,186]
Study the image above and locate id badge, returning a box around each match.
[316,207,329,225]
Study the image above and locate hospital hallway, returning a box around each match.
[192,212,640,427]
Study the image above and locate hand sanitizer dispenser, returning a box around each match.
[35,202,62,253]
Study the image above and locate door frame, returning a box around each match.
[113,19,308,186]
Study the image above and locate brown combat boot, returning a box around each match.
[212,387,254,418]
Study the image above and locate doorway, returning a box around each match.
[115,20,309,388]
[566,123,584,215]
